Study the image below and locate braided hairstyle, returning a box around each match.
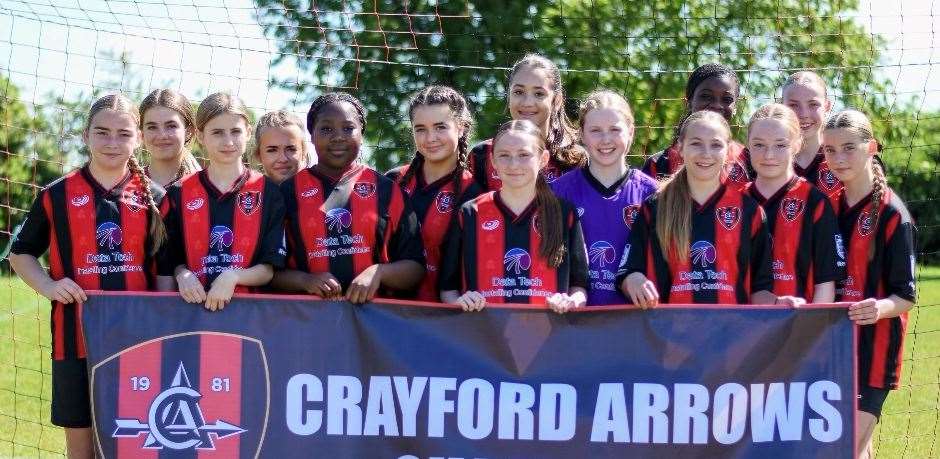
[824,109,885,260]
[507,54,587,170]
[306,92,367,135]
[139,88,201,181]
[402,85,474,198]
[86,94,166,255]
[667,63,740,149]
[493,119,566,267]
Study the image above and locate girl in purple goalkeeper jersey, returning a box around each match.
[551,90,657,305]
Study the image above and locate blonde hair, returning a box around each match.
[195,92,250,132]
[782,71,829,99]
[824,109,885,260]
[746,103,803,152]
[252,110,314,169]
[578,89,635,163]
[86,94,165,255]
[656,111,731,261]
[139,88,201,177]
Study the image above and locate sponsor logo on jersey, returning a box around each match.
[858,211,874,236]
[690,241,717,268]
[716,206,741,230]
[503,248,532,275]
[353,182,375,199]
[623,204,640,228]
[96,222,123,250]
[209,226,234,251]
[325,208,353,232]
[238,191,261,216]
[834,234,845,260]
[781,197,805,222]
[620,244,631,266]
[589,241,617,268]
[71,195,90,207]
[186,198,205,211]
[481,219,500,231]
[435,190,455,213]
[576,207,585,218]
[300,188,319,199]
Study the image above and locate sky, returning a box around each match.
[0,0,937,118]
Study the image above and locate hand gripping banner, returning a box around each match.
[82,293,855,458]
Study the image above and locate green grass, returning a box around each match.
[0,268,938,457]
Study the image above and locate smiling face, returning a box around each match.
[411,104,463,167]
[823,128,876,185]
[581,107,633,169]
[508,66,555,132]
[492,131,548,192]
[142,106,190,162]
[677,119,730,182]
[689,75,738,121]
[782,82,831,138]
[310,101,363,176]
[748,118,798,182]
[83,109,141,172]
[197,112,250,167]
[257,125,306,183]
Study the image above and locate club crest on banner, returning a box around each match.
[91,332,269,457]
[353,182,375,199]
[238,191,261,216]
[781,197,805,222]
[716,206,741,230]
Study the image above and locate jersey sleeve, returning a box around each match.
[255,181,287,269]
[749,206,774,295]
[567,210,590,290]
[469,142,491,190]
[811,196,844,284]
[9,190,51,258]
[883,215,917,302]
[640,152,660,179]
[387,187,425,265]
[615,202,653,285]
[437,207,465,293]
[156,186,186,276]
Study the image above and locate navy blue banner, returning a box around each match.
[83,293,855,458]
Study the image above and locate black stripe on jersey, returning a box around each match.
[883,317,904,387]
[48,185,77,360]
[281,178,308,272]
[461,209,479,292]
[375,178,392,261]
[691,210,718,304]
[323,179,354,285]
[734,202,752,304]
[503,216,532,304]
[98,196,126,291]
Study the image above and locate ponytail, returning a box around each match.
[869,159,886,260]
[127,155,167,255]
[535,174,566,267]
[656,167,692,261]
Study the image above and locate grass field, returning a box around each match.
[0,268,938,457]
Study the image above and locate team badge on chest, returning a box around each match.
[623,205,640,228]
[819,166,839,192]
[781,197,805,222]
[125,190,145,212]
[716,206,741,230]
[727,162,748,182]
[435,190,455,213]
[353,182,375,198]
[858,210,874,236]
[238,191,261,216]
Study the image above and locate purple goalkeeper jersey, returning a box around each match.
[551,167,658,305]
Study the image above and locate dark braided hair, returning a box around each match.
[306,92,367,135]
[666,63,741,149]
[402,85,474,198]
[507,54,587,170]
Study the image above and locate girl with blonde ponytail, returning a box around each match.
[617,110,802,308]
[823,109,916,458]
[140,88,202,186]
[439,119,589,313]
[8,93,173,458]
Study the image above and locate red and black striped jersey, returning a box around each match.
[617,184,773,304]
[11,165,166,360]
[469,138,574,191]
[793,151,842,196]
[745,177,844,300]
[386,163,482,301]
[642,140,753,187]
[438,191,590,304]
[159,169,286,289]
[280,164,425,290]
[833,187,916,389]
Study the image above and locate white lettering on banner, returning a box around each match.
[284,375,843,444]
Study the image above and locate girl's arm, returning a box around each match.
[617,203,659,308]
[346,261,424,304]
[270,269,342,298]
[812,281,836,303]
[155,275,176,292]
[848,295,914,325]
[205,264,274,311]
[9,254,87,303]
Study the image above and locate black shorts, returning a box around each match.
[857,384,890,420]
[51,359,91,428]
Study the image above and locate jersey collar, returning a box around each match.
[80,164,133,197]
[198,167,251,200]
[582,167,631,198]
[494,191,537,224]
[693,183,727,213]
[794,150,825,176]
[749,175,800,206]
[311,163,364,186]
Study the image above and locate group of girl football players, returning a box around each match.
[8,54,916,458]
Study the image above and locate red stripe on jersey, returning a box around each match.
[348,169,381,275]
[842,200,875,303]
[65,173,101,291]
[712,188,745,304]
[198,334,242,458]
[292,169,330,273]
[229,172,266,293]
[471,194,506,303]
[768,180,814,297]
[118,175,151,291]
[868,214,903,387]
[117,340,161,458]
[181,174,212,285]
